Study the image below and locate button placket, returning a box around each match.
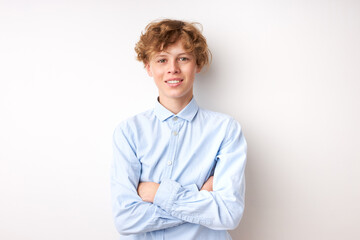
[164,117,181,179]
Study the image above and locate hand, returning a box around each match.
[137,182,160,203]
[200,176,214,191]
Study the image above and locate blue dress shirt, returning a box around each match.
[111,98,247,240]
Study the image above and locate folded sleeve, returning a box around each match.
[111,124,184,235]
[153,119,247,230]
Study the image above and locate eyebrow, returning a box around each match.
[154,52,191,58]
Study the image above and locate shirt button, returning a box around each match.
[167,160,172,166]
[173,131,178,136]
[173,116,178,121]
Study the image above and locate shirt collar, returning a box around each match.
[154,97,199,122]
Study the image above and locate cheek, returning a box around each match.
[153,69,165,79]
[186,65,198,76]
[187,62,197,71]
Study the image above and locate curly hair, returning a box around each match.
[135,19,211,69]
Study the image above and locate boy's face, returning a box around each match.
[146,40,200,106]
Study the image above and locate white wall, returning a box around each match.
[1,0,359,239]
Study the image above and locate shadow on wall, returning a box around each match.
[194,61,221,111]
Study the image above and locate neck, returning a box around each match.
[158,95,193,114]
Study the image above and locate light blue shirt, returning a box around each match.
[111,98,247,240]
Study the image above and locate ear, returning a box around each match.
[196,65,202,74]
[145,63,153,77]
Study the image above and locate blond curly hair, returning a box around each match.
[135,19,211,69]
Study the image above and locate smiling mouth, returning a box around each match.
[165,78,184,86]
[166,79,183,84]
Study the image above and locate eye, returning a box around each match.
[157,59,166,63]
[179,57,189,61]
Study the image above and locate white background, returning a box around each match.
[1,0,359,239]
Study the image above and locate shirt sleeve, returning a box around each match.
[111,124,184,235]
[153,119,247,230]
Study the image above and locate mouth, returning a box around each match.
[165,78,183,86]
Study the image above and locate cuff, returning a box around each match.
[153,179,181,212]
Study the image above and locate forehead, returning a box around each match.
[154,41,192,57]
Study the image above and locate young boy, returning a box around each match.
[111,19,247,239]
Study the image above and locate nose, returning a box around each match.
[167,60,180,74]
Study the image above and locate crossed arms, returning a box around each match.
[111,119,247,235]
[137,176,214,203]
